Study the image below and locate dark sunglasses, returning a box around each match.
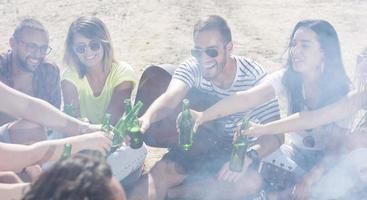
[73,40,101,54]
[191,48,219,58]
[17,39,52,55]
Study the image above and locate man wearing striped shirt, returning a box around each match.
[131,15,281,200]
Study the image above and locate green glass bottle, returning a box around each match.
[128,118,143,149]
[63,104,76,117]
[229,118,249,172]
[109,101,143,154]
[61,143,72,160]
[124,98,132,115]
[178,99,193,151]
[101,113,111,133]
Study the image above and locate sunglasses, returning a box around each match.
[17,39,52,55]
[73,40,101,54]
[191,48,219,59]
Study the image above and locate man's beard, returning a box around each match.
[15,53,39,73]
[202,56,227,81]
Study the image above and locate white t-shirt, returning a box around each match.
[265,70,351,150]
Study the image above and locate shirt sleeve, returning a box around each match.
[34,62,61,109]
[172,58,198,88]
[61,68,80,86]
[246,59,267,85]
[111,62,137,88]
[264,69,286,97]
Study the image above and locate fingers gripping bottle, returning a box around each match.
[229,118,249,172]
[178,99,193,151]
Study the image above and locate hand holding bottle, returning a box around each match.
[139,115,151,134]
[217,159,253,183]
[81,131,113,156]
[176,109,203,134]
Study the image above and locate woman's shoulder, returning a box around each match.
[109,61,137,83]
[113,61,134,72]
[265,69,286,83]
[61,67,81,83]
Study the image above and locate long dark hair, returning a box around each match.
[22,154,115,200]
[64,16,115,78]
[282,19,350,114]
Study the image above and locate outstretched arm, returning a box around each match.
[0,82,95,136]
[192,81,276,131]
[247,90,362,137]
[0,131,112,172]
[140,79,190,133]
[0,183,30,200]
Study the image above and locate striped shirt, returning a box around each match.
[173,56,280,136]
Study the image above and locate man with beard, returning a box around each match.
[0,18,61,144]
[128,15,281,200]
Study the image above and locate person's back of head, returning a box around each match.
[22,153,125,200]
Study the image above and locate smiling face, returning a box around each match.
[193,29,231,81]
[12,28,49,72]
[290,27,324,75]
[72,32,104,69]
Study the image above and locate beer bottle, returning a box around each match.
[63,103,76,117]
[178,99,193,151]
[109,101,143,154]
[229,118,249,172]
[124,98,132,115]
[61,143,72,160]
[128,118,144,149]
[101,113,111,133]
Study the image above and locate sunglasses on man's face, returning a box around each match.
[73,40,101,54]
[191,48,219,59]
[17,39,51,55]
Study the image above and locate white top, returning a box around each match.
[107,144,147,181]
[265,70,351,150]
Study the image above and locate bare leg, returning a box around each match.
[0,171,23,184]
[128,159,186,200]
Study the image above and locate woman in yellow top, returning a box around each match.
[61,16,146,184]
[62,16,136,125]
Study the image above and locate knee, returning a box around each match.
[151,159,175,175]
[233,171,262,197]
[150,159,186,186]
[0,171,22,183]
[8,120,47,144]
